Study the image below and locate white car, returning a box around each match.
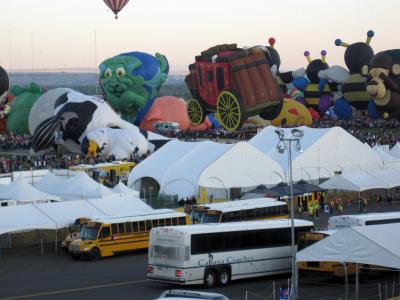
[157,290,229,300]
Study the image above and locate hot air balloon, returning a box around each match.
[103,0,130,19]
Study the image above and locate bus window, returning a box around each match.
[125,222,132,233]
[172,218,178,226]
[146,220,152,231]
[132,222,139,232]
[139,221,145,232]
[111,223,118,235]
[191,234,208,254]
[152,219,159,228]
[118,223,125,234]
[101,227,111,239]
[159,219,165,227]
[178,217,186,225]
[165,218,171,226]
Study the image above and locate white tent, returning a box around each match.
[319,172,388,192]
[113,181,135,194]
[297,224,400,270]
[0,179,60,203]
[368,168,400,189]
[88,194,152,215]
[372,145,400,168]
[249,126,383,181]
[35,172,67,194]
[34,200,105,229]
[0,205,56,235]
[128,140,199,190]
[48,172,113,200]
[159,141,232,197]
[0,196,153,235]
[198,142,285,189]
[390,142,400,159]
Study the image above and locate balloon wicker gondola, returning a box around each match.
[185,44,283,131]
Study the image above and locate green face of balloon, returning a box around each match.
[7,83,44,135]
[99,56,149,124]
[99,52,169,125]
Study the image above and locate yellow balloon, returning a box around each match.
[271,98,313,127]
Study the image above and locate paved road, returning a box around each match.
[1,202,400,300]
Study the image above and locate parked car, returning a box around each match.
[157,290,229,300]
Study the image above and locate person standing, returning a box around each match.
[348,197,352,210]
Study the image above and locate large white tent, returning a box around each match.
[0,179,60,203]
[128,140,200,191]
[87,194,152,215]
[249,126,384,181]
[198,142,285,196]
[160,141,232,197]
[297,224,400,270]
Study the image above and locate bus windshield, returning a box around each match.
[203,212,221,223]
[191,209,205,224]
[80,225,100,241]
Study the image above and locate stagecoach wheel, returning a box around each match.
[187,99,206,126]
[203,268,217,288]
[216,91,246,132]
[217,268,231,287]
[89,247,100,261]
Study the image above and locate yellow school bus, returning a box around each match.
[68,210,189,260]
[70,161,135,182]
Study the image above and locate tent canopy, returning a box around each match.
[270,182,304,196]
[249,126,383,181]
[241,185,281,199]
[389,143,400,159]
[320,169,400,191]
[0,195,152,235]
[0,179,60,203]
[297,224,400,270]
[292,180,325,193]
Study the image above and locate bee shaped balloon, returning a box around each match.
[292,50,336,116]
[334,30,375,119]
[266,38,305,96]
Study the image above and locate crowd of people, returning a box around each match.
[0,116,399,174]
[312,118,400,147]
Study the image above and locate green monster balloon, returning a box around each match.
[99,52,169,125]
[7,83,44,135]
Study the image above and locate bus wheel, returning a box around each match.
[89,248,100,261]
[217,268,231,287]
[203,269,217,288]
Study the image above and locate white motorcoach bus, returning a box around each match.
[328,212,400,229]
[147,219,314,287]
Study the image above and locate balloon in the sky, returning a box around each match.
[103,0,130,19]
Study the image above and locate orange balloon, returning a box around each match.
[140,96,211,131]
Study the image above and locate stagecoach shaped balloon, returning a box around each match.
[30,89,169,157]
[103,0,130,19]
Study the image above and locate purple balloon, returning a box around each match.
[318,95,332,113]
[295,97,306,105]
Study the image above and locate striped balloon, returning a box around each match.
[103,0,130,19]
[32,116,62,152]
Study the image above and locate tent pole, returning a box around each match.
[343,263,348,300]
[55,229,58,254]
[355,263,359,300]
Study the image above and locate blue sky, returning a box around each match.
[0,0,399,73]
